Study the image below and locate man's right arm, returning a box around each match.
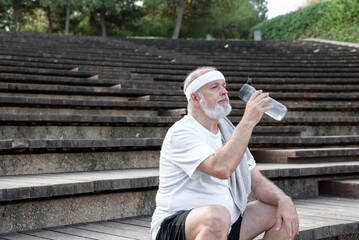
[197,90,273,179]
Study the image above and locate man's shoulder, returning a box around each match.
[165,115,203,142]
[170,115,197,131]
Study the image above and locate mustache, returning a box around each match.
[216,95,229,103]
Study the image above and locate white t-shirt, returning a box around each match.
[151,115,256,239]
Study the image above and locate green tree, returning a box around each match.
[0,0,12,31]
[140,0,266,39]
[171,0,184,39]
[48,0,84,35]
[207,0,241,38]
[9,0,35,32]
[84,0,119,37]
[250,0,358,42]
[137,0,174,37]
[65,0,70,34]
[251,0,267,21]
[80,0,143,37]
[38,0,62,33]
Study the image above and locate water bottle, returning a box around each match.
[238,78,287,121]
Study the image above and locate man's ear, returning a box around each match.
[190,92,201,106]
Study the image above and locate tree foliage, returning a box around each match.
[250,0,359,42]
[0,0,266,39]
[138,0,267,39]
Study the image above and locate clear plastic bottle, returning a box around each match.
[238,78,287,121]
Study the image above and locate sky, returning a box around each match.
[267,0,308,19]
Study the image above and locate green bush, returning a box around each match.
[250,0,359,42]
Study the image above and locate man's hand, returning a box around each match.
[242,90,273,125]
[275,196,300,240]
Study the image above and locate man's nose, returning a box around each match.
[221,86,228,95]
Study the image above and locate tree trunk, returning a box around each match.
[46,6,52,33]
[13,0,20,32]
[100,9,107,37]
[171,0,185,39]
[65,0,70,35]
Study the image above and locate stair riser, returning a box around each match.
[0,151,160,176]
[302,126,359,136]
[253,155,359,164]
[0,92,131,102]
[285,111,359,117]
[319,181,359,198]
[0,126,168,139]
[297,227,359,240]
[0,189,156,234]
[1,125,358,139]
[0,107,160,116]
[266,175,358,200]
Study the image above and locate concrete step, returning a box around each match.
[0,150,160,176]
[230,116,359,127]
[0,66,98,78]
[229,83,359,92]
[0,53,176,69]
[3,82,359,106]
[163,103,359,117]
[249,135,359,148]
[0,135,358,154]
[0,162,358,235]
[135,68,359,79]
[134,92,359,101]
[319,178,359,198]
[154,74,359,84]
[5,55,358,72]
[1,134,358,152]
[218,61,359,68]
[2,95,357,113]
[0,96,187,109]
[257,161,359,199]
[0,138,163,154]
[0,125,169,139]
[0,59,77,70]
[0,73,119,86]
[1,196,359,240]
[0,106,161,117]
[0,49,172,64]
[0,168,159,202]
[0,117,303,139]
[133,64,359,74]
[251,147,359,163]
[0,82,183,97]
[3,52,359,81]
[0,169,158,234]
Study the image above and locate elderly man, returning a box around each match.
[151,67,299,240]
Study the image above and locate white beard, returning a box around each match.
[198,92,232,120]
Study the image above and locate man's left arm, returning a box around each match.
[250,166,300,239]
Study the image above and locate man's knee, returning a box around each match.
[201,205,231,237]
[187,205,231,239]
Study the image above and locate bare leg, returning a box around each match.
[185,205,231,240]
[239,200,287,240]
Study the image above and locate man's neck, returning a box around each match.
[190,111,219,134]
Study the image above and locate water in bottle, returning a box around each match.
[238,78,287,121]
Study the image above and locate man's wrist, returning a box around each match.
[239,118,257,130]
[278,195,292,205]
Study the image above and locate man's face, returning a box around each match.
[198,80,232,119]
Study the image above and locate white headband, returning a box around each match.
[185,70,225,101]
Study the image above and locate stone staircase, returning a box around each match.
[0,32,358,240]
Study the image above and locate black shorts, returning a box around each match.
[156,210,243,240]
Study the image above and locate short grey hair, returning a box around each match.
[183,66,217,95]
